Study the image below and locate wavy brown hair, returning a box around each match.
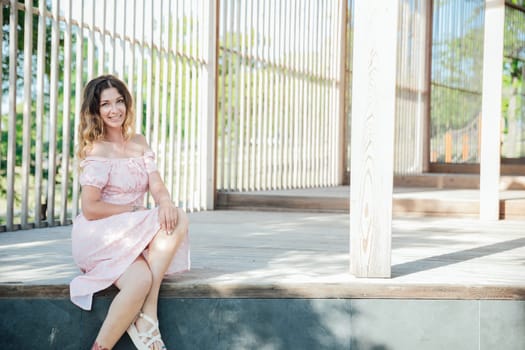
[76,75,135,159]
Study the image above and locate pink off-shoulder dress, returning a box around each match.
[69,151,190,310]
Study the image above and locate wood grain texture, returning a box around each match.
[2,283,524,301]
[349,0,399,277]
[1,210,524,301]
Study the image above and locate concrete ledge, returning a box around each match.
[1,297,524,350]
[2,281,525,300]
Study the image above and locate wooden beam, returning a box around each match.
[349,1,399,278]
[480,0,505,220]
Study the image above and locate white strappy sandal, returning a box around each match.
[126,312,167,350]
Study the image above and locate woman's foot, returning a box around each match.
[91,341,110,350]
[126,312,166,350]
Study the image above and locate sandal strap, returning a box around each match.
[138,312,159,328]
[135,312,166,349]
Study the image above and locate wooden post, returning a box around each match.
[480,0,504,221]
[349,0,399,278]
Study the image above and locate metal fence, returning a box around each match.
[394,0,431,174]
[430,0,485,164]
[1,0,216,231]
[216,0,347,191]
[2,0,522,231]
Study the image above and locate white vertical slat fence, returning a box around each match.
[216,0,347,192]
[1,0,216,231]
[0,0,444,232]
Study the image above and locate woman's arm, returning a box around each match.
[134,133,179,233]
[148,171,178,233]
[81,185,140,220]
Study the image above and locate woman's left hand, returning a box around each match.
[158,199,178,234]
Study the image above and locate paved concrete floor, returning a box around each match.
[1,210,524,298]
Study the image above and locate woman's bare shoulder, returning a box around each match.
[85,141,110,157]
[130,133,148,146]
[128,133,152,155]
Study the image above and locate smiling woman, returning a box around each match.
[71,75,191,350]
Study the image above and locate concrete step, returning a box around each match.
[217,185,525,219]
[1,294,524,349]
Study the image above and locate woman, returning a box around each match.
[70,74,190,350]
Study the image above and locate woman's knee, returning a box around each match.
[117,258,153,297]
[174,208,189,236]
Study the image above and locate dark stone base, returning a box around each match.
[0,297,524,349]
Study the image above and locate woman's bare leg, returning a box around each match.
[92,256,152,349]
[136,208,189,349]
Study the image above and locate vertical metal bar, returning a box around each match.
[34,0,47,226]
[182,3,192,209]
[189,1,199,209]
[224,0,234,190]
[144,1,154,207]
[145,1,153,146]
[312,0,321,186]
[269,0,278,189]
[243,0,253,190]
[267,0,274,188]
[255,0,263,189]
[187,1,195,206]
[98,0,106,75]
[328,0,336,183]
[167,0,176,195]
[60,0,73,225]
[217,0,225,190]
[299,0,307,187]
[127,0,136,94]
[321,0,328,184]
[226,0,234,190]
[109,0,116,73]
[276,0,285,188]
[249,1,257,190]
[292,0,299,187]
[202,0,218,209]
[311,0,319,185]
[175,0,184,204]
[135,0,145,133]
[232,0,241,190]
[291,0,299,187]
[87,0,95,78]
[152,0,162,168]
[304,0,311,186]
[237,0,247,190]
[299,0,306,186]
[261,0,270,189]
[282,0,291,188]
[254,0,262,189]
[196,0,203,207]
[21,0,34,228]
[47,0,60,225]
[331,0,339,183]
[6,0,18,230]
[246,0,255,190]
[72,0,84,219]
[119,0,126,78]
[317,0,325,185]
[160,0,169,177]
